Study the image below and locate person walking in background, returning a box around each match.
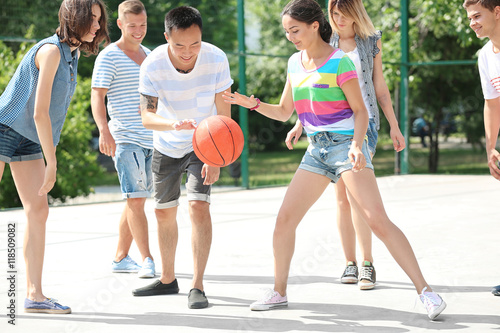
[285,0,405,290]
[224,0,446,320]
[463,0,500,296]
[0,0,109,314]
[412,116,429,148]
[131,6,233,309]
[91,0,155,279]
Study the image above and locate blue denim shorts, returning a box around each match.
[0,123,43,163]
[113,143,153,199]
[366,118,378,157]
[152,150,211,209]
[299,131,374,183]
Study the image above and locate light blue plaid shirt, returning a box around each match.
[0,34,78,145]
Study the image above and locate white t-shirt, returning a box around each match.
[139,42,233,158]
[478,40,500,100]
[92,43,153,149]
[347,48,374,119]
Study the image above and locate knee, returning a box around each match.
[364,211,390,239]
[336,196,351,212]
[127,197,146,211]
[335,188,350,212]
[26,201,49,223]
[155,208,173,224]
[188,201,211,224]
[273,212,296,239]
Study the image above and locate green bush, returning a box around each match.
[0,40,105,209]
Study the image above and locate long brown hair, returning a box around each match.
[56,0,110,55]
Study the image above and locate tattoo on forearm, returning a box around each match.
[140,94,158,113]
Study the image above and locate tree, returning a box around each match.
[243,0,297,151]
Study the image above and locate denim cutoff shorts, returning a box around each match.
[152,150,211,209]
[113,143,153,199]
[299,131,374,183]
[0,123,43,163]
[366,118,378,157]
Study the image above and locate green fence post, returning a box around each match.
[237,0,250,188]
[399,0,410,174]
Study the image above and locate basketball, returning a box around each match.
[192,115,244,167]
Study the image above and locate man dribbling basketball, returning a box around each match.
[132,6,233,309]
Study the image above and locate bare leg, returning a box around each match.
[115,206,132,262]
[273,169,331,296]
[156,207,178,284]
[341,169,430,293]
[126,197,153,261]
[350,202,373,264]
[0,161,5,182]
[188,200,212,291]
[10,159,49,302]
[334,179,356,264]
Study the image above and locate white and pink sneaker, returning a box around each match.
[419,287,446,320]
[250,289,288,311]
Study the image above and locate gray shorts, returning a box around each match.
[152,149,211,209]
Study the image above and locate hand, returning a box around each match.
[222,91,259,109]
[173,119,197,131]
[390,127,406,152]
[348,143,366,173]
[38,163,57,196]
[99,131,116,157]
[201,164,220,185]
[487,149,500,180]
[285,122,303,150]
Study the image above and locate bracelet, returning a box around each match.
[249,98,261,111]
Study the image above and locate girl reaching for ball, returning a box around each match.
[223,0,446,320]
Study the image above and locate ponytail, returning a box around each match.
[319,16,332,43]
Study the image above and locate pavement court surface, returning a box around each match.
[0,174,499,332]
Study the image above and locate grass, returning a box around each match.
[94,137,490,189]
[221,137,490,187]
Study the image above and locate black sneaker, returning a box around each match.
[340,261,358,284]
[132,279,179,296]
[188,288,208,309]
[492,285,500,296]
[359,261,376,290]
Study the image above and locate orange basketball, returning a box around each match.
[192,115,244,167]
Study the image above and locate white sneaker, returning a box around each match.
[250,289,288,311]
[138,257,155,278]
[419,287,446,320]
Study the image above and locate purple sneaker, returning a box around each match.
[24,298,71,314]
[250,289,288,311]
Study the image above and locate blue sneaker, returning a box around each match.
[138,257,155,278]
[492,285,500,296]
[24,298,71,314]
[112,255,141,273]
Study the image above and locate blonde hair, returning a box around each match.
[118,0,146,20]
[328,0,377,39]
